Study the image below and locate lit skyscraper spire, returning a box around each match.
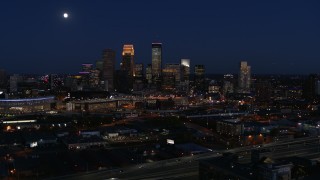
[121,44,135,77]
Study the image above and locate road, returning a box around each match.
[47,136,320,180]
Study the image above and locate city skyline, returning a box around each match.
[0,1,320,74]
[2,1,320,179]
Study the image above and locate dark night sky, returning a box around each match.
[0,0,320,74]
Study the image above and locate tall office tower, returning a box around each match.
[119,44,135,91]
[152,43,162,81]
[102,49,116,91]
[162,68,176,90]
[180,59,190,92]
[134,63,144,79]
[195,65,205,78]
[133,63,144,91]
[89,69,100,88]
[146,64,153,85]
[79,63,93,88]
[194,65,206,92]
[223,74,234,95]
[165,63,181,87]
[238,61,251,93]
[10,74,22,93]
[95,60,104,86]
[121,44,135,77]
[114,70,131,93]
[161,63,181,90]
[152,43,162,90]
[181,59,190,81]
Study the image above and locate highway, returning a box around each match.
[47,136,320,180]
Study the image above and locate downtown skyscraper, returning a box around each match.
[118,44,135,92]
[181,59,190,82]
[146,64,152,85]
[121,44,135,77]
[102,49,116,91]
[238,61,251,93]
[162,63,181,90]
[151,43,162,78]
[194,65,205,92]
[180,59,190,91]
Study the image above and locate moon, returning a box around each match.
[63,13,69,19]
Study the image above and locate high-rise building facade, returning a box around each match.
[152,43,162,78]
[102,49,116,91]
[181,59,190,81]
[195,65,205,78]
[165,63,181,86]
[133,63,144,91]
[79,64,93,88]
[223,74,234,95]
[89,69,100,88]
[121,44,135,77]
[134,63,144,79]
[162,69,176,90]
[161,63,182,90]
[238,61,251,93]
[95,60,104,88]
[117,44,135,89]
[180,59,190,91]
[194,64,206,92]
[146,64,153,85]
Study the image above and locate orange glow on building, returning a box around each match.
[121,44,135,78]
[122,44,134,56]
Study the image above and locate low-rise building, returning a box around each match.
[258,159,293,180]
[62,135,108,150]
[216,119,243,136]
[80,130,100,138]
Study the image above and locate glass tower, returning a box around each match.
[152,43,162,77]
[102,49,116,91]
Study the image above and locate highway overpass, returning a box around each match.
[47,136,320,180]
